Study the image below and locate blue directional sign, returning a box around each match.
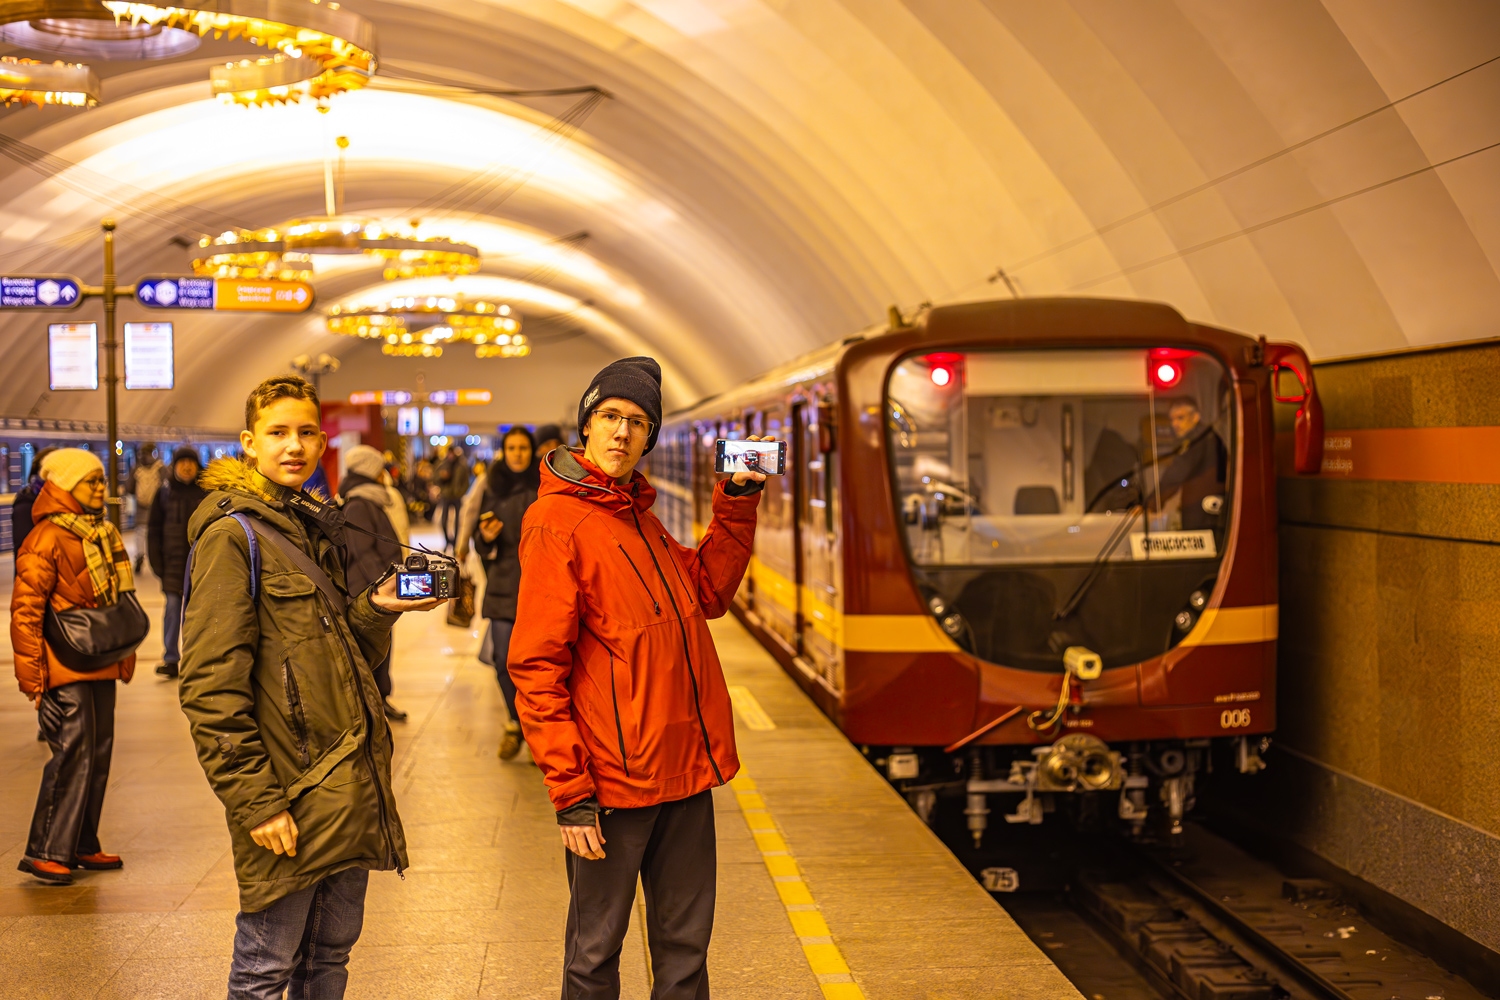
[135,275,215,310]
[0,274,82,309]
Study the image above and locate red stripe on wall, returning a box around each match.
[1276,427,1500,483]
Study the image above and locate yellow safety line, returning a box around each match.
[728,685,777,730]
[731,772,867,999]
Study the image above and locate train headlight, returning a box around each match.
[941,613,965,637]
[1188,590,1207,610]
[928,596,947,618]
[1174,610,1195,632]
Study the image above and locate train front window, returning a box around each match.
[887,348,1234,671]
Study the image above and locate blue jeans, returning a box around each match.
[487,618,518,724]
[227,867,369,1000]
[163,592,183,666]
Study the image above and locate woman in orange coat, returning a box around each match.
[10,449,137,884]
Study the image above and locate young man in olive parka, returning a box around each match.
[179,375,444,1000]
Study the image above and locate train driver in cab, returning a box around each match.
[1152,396,1227,530]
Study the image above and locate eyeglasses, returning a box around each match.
[593,409,654,437]
[80,475,105,487]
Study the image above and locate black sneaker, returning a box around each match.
[155,662,179,678]
[383,699,408,722]
[133,554,144,574]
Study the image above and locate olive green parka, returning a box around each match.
[179,459,408,912]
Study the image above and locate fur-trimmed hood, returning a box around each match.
[188,457,330,547]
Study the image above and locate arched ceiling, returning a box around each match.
[0,0,1496,433]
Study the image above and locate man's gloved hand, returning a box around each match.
[557,796,606,860]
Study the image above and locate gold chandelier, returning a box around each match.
[192,219,480,282]
[327,295,529,360]
[0,2,377,108]
[105,1,376,106]
[0,55,99,107]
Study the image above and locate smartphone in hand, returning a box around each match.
[715,439,787,475]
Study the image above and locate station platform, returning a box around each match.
[0,540,1081,1000]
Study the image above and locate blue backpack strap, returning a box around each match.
[183,511,261,605]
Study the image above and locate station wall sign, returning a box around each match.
[48,322,98,391]
[349,390,414,406]
[135,275,314,313]
[396,406,420,436]
[427,389,492,406]
[124,322,174,390]
[1,274,81,309]
[421,406,446,436]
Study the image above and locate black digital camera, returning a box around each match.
[396,551,459,600]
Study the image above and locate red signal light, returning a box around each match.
[1151,360,1182,389]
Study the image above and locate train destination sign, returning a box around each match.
[135,275,314,313]
[1,275,82,309]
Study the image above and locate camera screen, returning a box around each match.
[717,440,784,475]
[398,573,434,598]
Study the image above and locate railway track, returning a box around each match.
[936,809,1491,1000]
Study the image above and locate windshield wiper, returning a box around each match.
[1056,461,1146,621]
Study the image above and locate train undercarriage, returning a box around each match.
[863,733,1272,880]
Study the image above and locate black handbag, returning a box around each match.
[42,593,150,672]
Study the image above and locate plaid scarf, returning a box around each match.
[46,510,135,604]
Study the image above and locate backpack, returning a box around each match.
[182,510,347,615]
[183,513,261,606]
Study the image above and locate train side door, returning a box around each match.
[751,406,798,654]
[796,400,841,690]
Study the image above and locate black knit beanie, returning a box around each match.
[577,356,662,454]
[534,423,564,447]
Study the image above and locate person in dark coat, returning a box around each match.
[11,447,57,574]
[1152,398,1227,529]
[474,426,540,760]
[146,447,209,678]
[338,445,406,722]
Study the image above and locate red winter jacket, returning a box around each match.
[509,447,759,811]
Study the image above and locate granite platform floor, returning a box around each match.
[0,536,1081,1000]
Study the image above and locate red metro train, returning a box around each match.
[647,298,1322,847]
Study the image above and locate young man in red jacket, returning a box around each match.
[509,357,769,999]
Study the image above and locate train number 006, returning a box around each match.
[1220,708,1252,729]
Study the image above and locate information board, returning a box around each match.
[428,389,492,406]
[48,322,98,391]
[124,322,174,389]
[350,390,414,406]
[135,275,313,313]
[396,407,420,436]
[1,275,81,309]
[421,406,446,436]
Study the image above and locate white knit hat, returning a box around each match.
[40,448,105,491]
[344,444,385,481]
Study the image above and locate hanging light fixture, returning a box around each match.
[0,2,377,108]
[191,132,480,281]
[192,220,481,281]
[326,295,529,360]
[103,1,377,106]
[0,56,99,107]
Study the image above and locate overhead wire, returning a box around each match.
[0,132,249,237]
[1067,137,1500,291]
[1002,52,1500,276]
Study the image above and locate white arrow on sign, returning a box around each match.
[60,284,76,302]
[138,283,154,302]
[294,287,307,304]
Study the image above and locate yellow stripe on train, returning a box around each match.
[747,558,1277,653]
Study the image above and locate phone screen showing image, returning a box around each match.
[715,439,786,475]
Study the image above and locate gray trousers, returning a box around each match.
[563,790,716,1000]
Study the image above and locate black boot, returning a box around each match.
[383,698,408,722]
